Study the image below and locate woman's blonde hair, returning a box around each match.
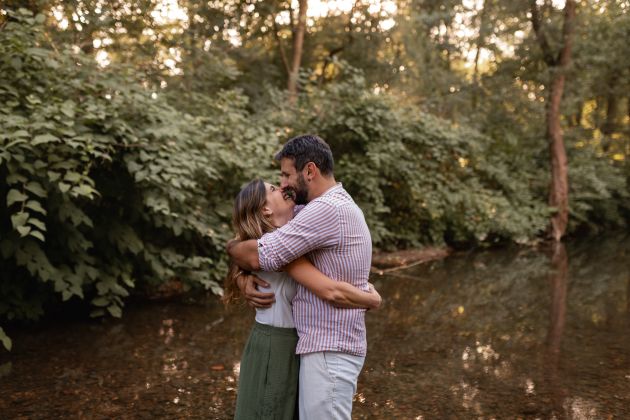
[223,179,276,305]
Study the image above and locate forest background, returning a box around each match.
[1,0,628,350]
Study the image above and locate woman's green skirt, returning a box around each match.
[234,322,299,420]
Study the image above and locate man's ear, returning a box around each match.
[305,162,318,180]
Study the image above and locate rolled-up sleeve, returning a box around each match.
[258,200,339,271]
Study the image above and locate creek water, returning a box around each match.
[1,235,629,419]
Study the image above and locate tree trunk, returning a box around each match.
[547,71,570,241]
[530,0,576,242]
[472,0,488,110]
[288,0,308,104]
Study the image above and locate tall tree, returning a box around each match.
[288,0,308,103]
[530,0,577,242]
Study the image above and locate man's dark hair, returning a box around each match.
[274,134,334,176]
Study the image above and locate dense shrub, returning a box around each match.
[0,10,280,345]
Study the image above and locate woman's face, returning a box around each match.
[264,182,294,226]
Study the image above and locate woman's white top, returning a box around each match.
[254,271,297,328]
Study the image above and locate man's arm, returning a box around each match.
[227,239,261,271]
[258,200,339,272]
[285,258,382,309]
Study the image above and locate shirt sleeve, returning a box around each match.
[258,200,339,271]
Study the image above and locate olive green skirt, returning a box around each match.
[234,322,299,420]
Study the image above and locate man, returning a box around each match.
[227,134,372,419]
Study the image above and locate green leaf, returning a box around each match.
[47,171,61,182]
[17,225,31,237]
[107,305,122,318]
[6,173,27,185]
[73,184,97,197]
[29,230,45,242]
[10,212,28,229]
[24,182,46,197]
[25,200,47,215]
[58,183,71,193]
[64,172,81,183]
[0,328,11,352]
[90,309,105,318]
[60,100,75,118]
[7,189,28,206]
[32,134,60,146]
[10,130,29,139]
[27,218,46,232]
[92,296,110,307]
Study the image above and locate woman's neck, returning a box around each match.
[272,209,293,228]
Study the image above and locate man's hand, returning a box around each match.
[367,282,382,310]
[237,272,275,308]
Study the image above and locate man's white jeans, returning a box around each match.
[299,351,365,420]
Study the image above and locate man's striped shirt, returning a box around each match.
[258,183,372,356]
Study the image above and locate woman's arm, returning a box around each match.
[285,257,382,309]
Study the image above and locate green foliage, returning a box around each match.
[568,144,630,232]
[0,9,281,332]
[288,71,551,248]
[0,327,11,351]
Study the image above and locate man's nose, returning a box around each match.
[280,180,289,189]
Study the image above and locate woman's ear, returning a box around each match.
[262,206,273,217]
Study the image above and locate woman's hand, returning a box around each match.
[236,272,275,308]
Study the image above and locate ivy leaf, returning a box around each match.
[32,133,60,146]
[6,173,28,185]
[24,182,46,197]
[64,171,81,183]
[27,218,46,232]
[92,296,110,307]
[60,100,75,118]
[58,183,71,193]
[61,290,72,301]
[25,200,47,215]
[30,230,45,242]
[7,189,28,206]
[90,309,105,318]
[0,328,12,352]
[47,171,61,182]
[73,184,97,197]
[10,212,28,229]
[17,225,31,237]
[107,305,122,318]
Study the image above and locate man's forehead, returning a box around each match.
[279,157,296,172]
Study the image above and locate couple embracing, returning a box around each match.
[226,134,381,419]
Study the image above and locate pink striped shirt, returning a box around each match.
[257,183,372,356]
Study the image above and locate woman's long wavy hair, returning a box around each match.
[223,179,276,305]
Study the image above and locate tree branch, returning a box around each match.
[556,0,576,67]
[529,0,557,66]
[271,13,291,75]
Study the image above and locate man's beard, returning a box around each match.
[293,173,309,205]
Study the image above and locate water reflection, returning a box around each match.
[545,241,569,419]
[0,236,629,418]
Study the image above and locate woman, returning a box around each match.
[225,179,381,420]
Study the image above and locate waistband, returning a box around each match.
[253,321,298,337]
